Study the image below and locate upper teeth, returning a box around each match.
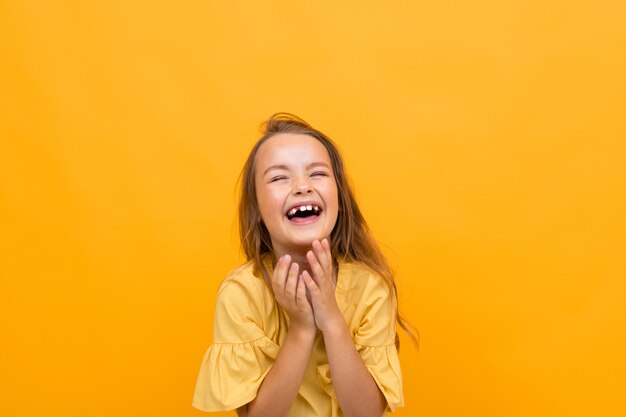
[287,205,320,218]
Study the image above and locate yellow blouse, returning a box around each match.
[192,259,404,416]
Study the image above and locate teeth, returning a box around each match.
[287,204,321,219]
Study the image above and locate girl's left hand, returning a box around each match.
[301,239,344,333]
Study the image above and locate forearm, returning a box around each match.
[323,322,386,417]
[239,327,316,417]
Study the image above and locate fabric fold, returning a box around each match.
[191,260,405,416]
[192,336,280,412]
[316,344,404,413]
[358,343,404,412]
[316,363,336,399]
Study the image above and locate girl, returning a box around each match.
[193,113,412,417]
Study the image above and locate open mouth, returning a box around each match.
[285,204,323,221]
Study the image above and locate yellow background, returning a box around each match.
[1,1,625,416]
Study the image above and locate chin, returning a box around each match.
[287,231,329,248]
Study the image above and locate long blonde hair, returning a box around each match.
[237,113,418,348]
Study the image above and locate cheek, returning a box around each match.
[256,186,282,219]
[323,189,340,223]
[326,184,340,211]
[255,185,271,218]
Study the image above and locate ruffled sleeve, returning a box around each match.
[316,344,403,412]
[357,343,403,412]
[355,277,404,411]
[192,270,279,412]
[318,268,404,412]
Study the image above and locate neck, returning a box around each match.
[271,244,338,284]
[273,246,314,277]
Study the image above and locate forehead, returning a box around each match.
[254,133,331,168]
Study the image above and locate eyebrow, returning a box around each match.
[263,162,330,176]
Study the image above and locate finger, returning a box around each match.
[301,273,313,305]
[285,262,299,299]
[306,250,326,285]
[295,275,309,307]
[301,270,320,296]
[311,240,330,275]
[322,239,334,282]
[272,255,290,292]
[322,239,332,266]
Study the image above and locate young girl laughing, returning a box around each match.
[193,113,411,416]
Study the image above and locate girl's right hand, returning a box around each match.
[272,255,316,334]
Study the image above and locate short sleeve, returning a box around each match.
[316,344,403,412]
[355,276,404,412]
[316,270,404,412]
[192,273,279,412]
[357,345,403,412]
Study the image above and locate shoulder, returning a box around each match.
[219,260,266,291]
[338,261,398,346]
[337,261,393,299]
[211,261,277,343]
[216,261,270,307]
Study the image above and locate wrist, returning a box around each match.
[320,316,348,338]
[289,323,317,342]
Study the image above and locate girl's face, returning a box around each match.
[254,133,339,255]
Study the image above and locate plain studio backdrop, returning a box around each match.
[1,1,625,416]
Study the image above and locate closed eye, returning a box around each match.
[311,171,329,177]
[269,175,288,183]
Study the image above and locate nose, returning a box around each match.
[293,177,313,195]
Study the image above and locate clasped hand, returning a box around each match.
[271,239,343,334]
